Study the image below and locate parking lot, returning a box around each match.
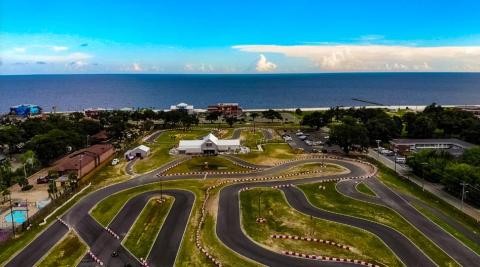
[280,129,341,153]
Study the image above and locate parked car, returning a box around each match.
[312,141,323,145]
[284,136,293,141]
[111,158,120,165]
[295,132,304,136]
[298,135,308,140]
[305,140,313,146]
[395,157,406,163]
[36,176,50,184]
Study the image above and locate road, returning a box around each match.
[217,159,434,267]
[6,154,480,267]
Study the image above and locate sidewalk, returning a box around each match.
[368,149,480,221]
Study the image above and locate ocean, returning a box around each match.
[0,73,479,112]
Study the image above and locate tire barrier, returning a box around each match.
[88,251,104,266]
[282,251,380,267]
[56,217,70,229]
[271,234,350,250]
[105,227,120,239]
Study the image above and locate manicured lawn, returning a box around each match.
[165,156,248,174]
[282,163,345,175]
[123,197,174,259]
[240,129,264,149]
[370,162,480,255]
[356,182,377,197]
[89,179,251,266]
[37,231,87,267]
[133,129,210,174]
[299,182,457,267]
[240,188,401,266]
[237,143,297,165]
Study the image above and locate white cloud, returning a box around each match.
[184,63,214,72]
[132,63,142,71]
[3,52,92,63]
[234,45,480,72]
[255,54,277,72]
[13,47,26,53]
[52,46,69,52]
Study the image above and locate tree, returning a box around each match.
[462,147,480,166]
[206,111,221,124]
[68,172,78,193]
[262,109,282,123]
[225,116,237,127]
[301,111,326,130]
[1,188,10,203]
[27,129,83,164]
[295,108,302,116]
[250,112,259,132]
[328,117,369,153]
[409,116,436,138]
[181,114,199,131]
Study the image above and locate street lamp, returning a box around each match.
[375,140,381,160]
[393,148,398,173]
[461,182,469,210]
[420,162,428,191]
[258,191,265,220]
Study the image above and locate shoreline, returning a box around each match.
[30,104,480,115]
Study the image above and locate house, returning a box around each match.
[390,138,475,156]
[207,103,242,117]
[54,144,115,178]
[177,133,240,155]
[169,103,195,114]
[9,104,42,117]
[124,145,151,160]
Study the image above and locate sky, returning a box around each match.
[1,0,480,74]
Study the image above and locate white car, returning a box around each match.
[295,132,304,136]
[111,158,120,165]
[298,135,308,140]
[312,141,323,145]
[305,140,313,146]
[284,136,293,141]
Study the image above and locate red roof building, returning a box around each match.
[54,144,115,178]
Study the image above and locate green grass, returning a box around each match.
[356,182,377,197]
[365,159,480,253]
[236,143,297,165]
[133,129,210,174]
[89,179,252,266]
[413,202,480,255]
[283,163,344,175]
[241,129,265,149]
[165,156,248,174]
[240,188,402,267]
[36,231,87,267]
[299,182,458,267]
[124,197,174,259]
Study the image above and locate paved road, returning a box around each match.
[216,159,423,266]
[8,155,476,267]
[364,178,480,266]
[232,128,242,139]
[336,178,383,205]
[281,186,436,267]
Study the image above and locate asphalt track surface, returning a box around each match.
[6,155,480,266]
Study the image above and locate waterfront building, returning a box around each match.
[177,133,240,155]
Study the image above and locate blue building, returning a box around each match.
[9,104,42,117]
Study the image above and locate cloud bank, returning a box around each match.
[234,45,480,71]
[255,54,277,72]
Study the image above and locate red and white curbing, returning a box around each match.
[57,217,70,229]
[271,234,350,250]
[139,258,150,266]
[105,227,120,239]
[282,251,380,267]
[88,251,104,266]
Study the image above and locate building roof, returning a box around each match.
[391,138,475,149]
[136,145,151,152]
[54,144,114,173]
[178,133,240,150]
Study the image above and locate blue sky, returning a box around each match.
[1,0,480,74]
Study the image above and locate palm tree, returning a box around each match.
[250,112,259,133]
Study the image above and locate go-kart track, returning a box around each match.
[5,154,480,267]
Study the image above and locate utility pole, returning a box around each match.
[394,149,398,173]
[461,182,469,210]
[258,191,264,219]
[420,162,428,191]
[160,180,163,200]
[375,139,381,160]
[25,198,29,226]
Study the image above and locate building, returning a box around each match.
[177,133,240,155]
[124,145,151,160]
[390,138,476,156]
[207,103,242,117]
[9,104,42,117]
[169,103,195,114]
[54,144,115,178]
[84,108,108,119]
